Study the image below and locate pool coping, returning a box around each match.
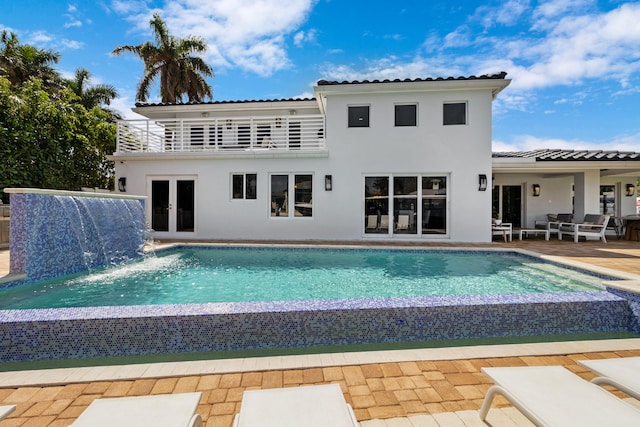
[1,338,640,388]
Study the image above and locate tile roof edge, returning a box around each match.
[492,149,640,161]
[135,97,317,108]
[317,72,508,86]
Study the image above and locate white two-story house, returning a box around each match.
[112,72,511,242]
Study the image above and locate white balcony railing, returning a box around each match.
[116,115,326,154]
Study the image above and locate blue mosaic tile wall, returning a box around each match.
[9,192,146,283]
[8,193,27,274]
[606,287,640,334]
[0,291,633,362]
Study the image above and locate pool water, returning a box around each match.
[0,247,605,310]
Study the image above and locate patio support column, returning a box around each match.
[573,170,600,220]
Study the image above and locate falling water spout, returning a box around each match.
[4,188,146,283]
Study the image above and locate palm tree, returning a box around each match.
[66,67,118,109]
[112,13,213,103]
[0,30,61,89]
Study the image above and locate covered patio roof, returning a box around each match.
[492,149,640,177]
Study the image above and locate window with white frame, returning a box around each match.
[232,173,257,200]
[364,175,448,236]
[270,173,313,217]
[443,102,467,125]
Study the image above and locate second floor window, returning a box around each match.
[395,104,417,126]
[348,106,370,127]
[443,102,467,125]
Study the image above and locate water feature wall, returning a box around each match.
[5,188,146,283]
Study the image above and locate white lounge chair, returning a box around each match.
[233,384,358,427]
[491,221,512,242]
[535,213,573,237]
[366,214,378,230]
[558,214,610,243]
[0,405,15,421]
[380,214,389,231]
[480,366,640,426]
[396,214,410,230]
[71,392,202,427]
[579,357,640,401]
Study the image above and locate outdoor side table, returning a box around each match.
[518,229,549,240]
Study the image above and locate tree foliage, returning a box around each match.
[0,30,62,92]
[66,67,118,109]
[65,67,121,120]
[0,33,117,202]
[112,12,214,103]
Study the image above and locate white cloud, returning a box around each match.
[64,19,82,29]
[294,29,317,48]
[477,0,530,27]
[493,132,640,152]
[115,0,316,77]
[58,38,84,50]
[317,57,463,85]
[293,31,305,48]
[111,95,146,120]
[533,0,596,26]
[491,3,640,91]
[27,31,54,44]
[110,0,148,15]
[443,26,471,48]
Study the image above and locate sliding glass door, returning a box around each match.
[364,175,448,237]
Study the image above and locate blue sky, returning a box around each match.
[2,0,639,152]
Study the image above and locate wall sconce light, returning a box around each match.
[532,183,541,197]
[325,175,333,191]
[200,112,209,118]
[118,177,126,193]
[478,174,487,191]
[626,184,636,197]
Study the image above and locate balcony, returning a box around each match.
[115,115,326,156]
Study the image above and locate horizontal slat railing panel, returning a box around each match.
[116,116,326,154]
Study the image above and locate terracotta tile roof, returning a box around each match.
[493,149,640,161]
[317,71,508,86]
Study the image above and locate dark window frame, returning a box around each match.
[348,105,370,128]
[394,104,417,127]
[443,102,467,125]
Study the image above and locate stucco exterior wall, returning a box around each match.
[117,85,497,242]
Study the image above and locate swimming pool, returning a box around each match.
[0,247,604,309]
[1,245,639,363]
